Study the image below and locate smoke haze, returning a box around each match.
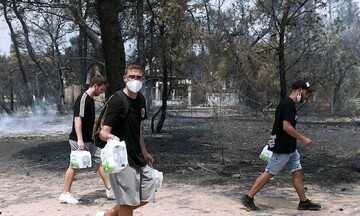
[0,114,72,137]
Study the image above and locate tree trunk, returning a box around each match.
[277,1,292,100]
[9,72,14,111]
[278,27,287,100]
[139,0,153,113]
[54,41,67,115]
[0,94,13,116]
[96,0,125,96]
[332,81,341,116]
[4,1,38,115]
[155,24,168,133]
[136,0,145,66]
[331,63,353,116]
[79,30,87,88]
[145,1,157,113]
[69,1,104,60]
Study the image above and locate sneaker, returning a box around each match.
[240,194,260,211]
[106,188,116,200]
[95,211,105,216]
[59,192,79,204]
[297,199,321,210]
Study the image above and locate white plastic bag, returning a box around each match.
[259,145,273,162]
[101,140,128,173]
[70,150,92,168]
[151,167,163,192]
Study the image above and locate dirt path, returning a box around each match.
[1,170,360,216]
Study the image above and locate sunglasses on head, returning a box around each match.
[126,75,144,80]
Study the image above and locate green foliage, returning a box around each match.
[217,55,233,79]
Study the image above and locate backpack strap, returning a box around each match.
[138,92,146,108]
[92,95,114,148]
[93,90,145,148]
[92,91,128,148]
[115,90,129,118]
[114,90,146,118]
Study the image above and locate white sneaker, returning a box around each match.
[106,188,116,200]
[95,211,105,216]
[59,192,79,204]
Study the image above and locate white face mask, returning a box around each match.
[296,90,302,103]
[126,80,142,93]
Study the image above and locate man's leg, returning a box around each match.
[103,205,120,216]
[97,163,112,190]
[103,204,141,216]
[59,167,79,204]
[292,170,321,210]
[115,202,147,216]
[287,151,306,201]
[102,166,152,216]
[241,152,289,211]
[240,171,273,211]
[292,170,306,201]
[132,202,148,210]
[247,171,273,198]
[63,167,76,192]
[90,144,114,199]
[64,140,78,192]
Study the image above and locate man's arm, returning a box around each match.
[74,116,84,149]
[100,125,118,141]
[283,120,313,146]
[140,130,153,165]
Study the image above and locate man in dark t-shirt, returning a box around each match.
[241,80,321,211]
[103,90,148,167]
[269,96,298,154]
[96,64,155,216]
[59,75,115,204]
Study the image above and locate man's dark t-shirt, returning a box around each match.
[270,97,297,154]
[103,91,147,167]
[69,92,95,142]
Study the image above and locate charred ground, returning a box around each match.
[1,115,359,197]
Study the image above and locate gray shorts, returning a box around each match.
[265,150,302,175]
[69,140,102,164]
[110,165,156,206]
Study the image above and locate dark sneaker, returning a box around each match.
[297,199,321,210]
[240,194,260,211]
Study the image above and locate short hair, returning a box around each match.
[125,64,143,74]
[90,74,108,87]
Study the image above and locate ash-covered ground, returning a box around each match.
[1,112,360,216]
[1,113,359,189]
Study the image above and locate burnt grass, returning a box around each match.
[1,115,360,193]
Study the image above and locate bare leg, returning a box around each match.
[103,205,119,216]
[292,170,307,201]
[132,202,147,210]
[63,167,77,192]
[247,171,274,198]
[97,163,111,190]
[116,205,133,216]
[104,202,148,216]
